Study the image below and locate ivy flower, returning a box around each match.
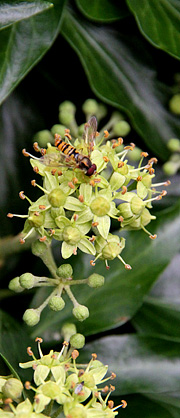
[64,184,119,240]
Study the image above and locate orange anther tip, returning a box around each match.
[20,238,25,244]
[149,234,157,240]
[121,400,127,408]
[7,213,13,218]
[125,264,132,270]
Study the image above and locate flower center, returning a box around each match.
[90,197,110,217]
[63,226,81,245]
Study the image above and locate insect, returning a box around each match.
[74,381,84,395]
[24,117,97,177]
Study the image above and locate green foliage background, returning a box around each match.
[0,1,180,416]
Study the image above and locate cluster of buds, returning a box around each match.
[0,328,127,417]
[9,263,104,326]
[8,99,170,267]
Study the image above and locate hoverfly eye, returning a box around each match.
[86,164,97,176]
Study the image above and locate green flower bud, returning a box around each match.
[78,123,86,136]
[169,94,180,114]
[48,296,65,311]
[51,124,67,137]
[90,197,110,217]
[59,111,74,125]
[9,277,23,293]
[88,273,105,288]
[42,381,61,399]
[23,309,40,326]
[2,378,23,401]
[102,242,122,260]
[33,130,53,147]
[70,333,85,349]
[113,120,131,137]
[48,188,66,207]
[61,323,77,341]
[31,240,47,256]
[28,212,45,228]
[73,305,89,322]
[82,99,99,115]
[163,160,178,176]
[19,273,35,289]
[128,146,142,161]
[66,405,87,418]
[167,138,180,152]
[56,264,73,278]
[59,101,76,113]
[63,226,81,245]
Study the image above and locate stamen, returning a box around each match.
[7,213,28,218]
[35,337,43,358]
[22,149,40,160]
[113,400,127,411]
[118,255,132,270]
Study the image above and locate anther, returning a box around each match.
[27,347,33,356]
[65,132,72,141]
[121,186,127,195]
[111,372,116,379]
[51,169,57,175]
[90,260,95,266]
[72,177,78,184]
[33,142,40,152]
[103,156,109,162]
[118,161,124,168]
[39,205,46,210]
[141,152,148,158]
[39,236,47,242]
[35,337,43,343]
[73,214,78,221]
[92,222,99,227]
[78,195,84,202]
[121,400,127,408]
[149,168,155,175]
[161,190,167,196]
[71,349,79,359]
[73,248,77,255]
[101,385,109,393]
[22,148,29,157]
[89,180,95,187]
[125,264,132,270]
[33,166,39,174]
[31,180,36,187]
[68,182,75,189]
[19,191,25,200]
[108,400,114,409]
[89,235,96,242]
[58,171,62,176]
[7,213,14,218]
[137,176,142,181]
[92,353,97,360]
[104,130,110,138]
[148,157,158,165]
[149,234,157,240]
[118,216,124,223]
[20,238,25,244]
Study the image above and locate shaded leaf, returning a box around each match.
[76,0,129,22]
[0,310,34,380]
[132,253,180,339]
[81,334,180,395]
[127,0,180,59]
[0,0,66,104]
[61,7,180,159]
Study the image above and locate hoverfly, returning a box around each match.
[25,117,97,177]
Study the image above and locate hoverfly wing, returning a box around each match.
[74,381,84,395]
[83,116,97,144]
[39,152,76,169]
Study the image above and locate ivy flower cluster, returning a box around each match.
[8,99,170,326]
[0,327,127,418]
